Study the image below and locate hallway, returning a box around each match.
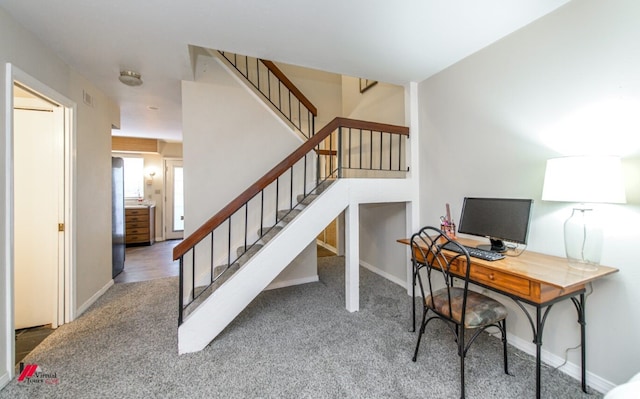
[115,240,181,284]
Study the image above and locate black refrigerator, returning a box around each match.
[112,157,125,277]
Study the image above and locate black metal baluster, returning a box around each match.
[278,80,282,113]
[244,203,248,253]
[388,132,392,171]
[348,127,352,169]
[304,154,308,195]
[397,135,401,171]
[329,131,334,176]
[227,217,232,268]
[275,177,280,223]
[338,127,343,178]
[370,130,374,170]
[289,166,294,210]
[380,131,383,170]
[260,190,264,236]
[178,256,184,325]
[256,58,260,92]
[267,68,272,105]
[359,128,363,169]
[191,249,196,302]
[316,142,321,186]
[210,232,214,282]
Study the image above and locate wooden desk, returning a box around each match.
[398,237,618,398]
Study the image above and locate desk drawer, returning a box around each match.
[470,264,531,297]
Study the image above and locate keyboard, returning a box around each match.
[440,241,505,261]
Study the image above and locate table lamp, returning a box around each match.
[541,155,626,271]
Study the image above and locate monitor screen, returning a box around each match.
[457,197,533,252]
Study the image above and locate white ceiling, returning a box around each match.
[1,0,569,142]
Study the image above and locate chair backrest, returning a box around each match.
[410,226,472,322]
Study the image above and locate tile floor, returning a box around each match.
[14,324,54,366]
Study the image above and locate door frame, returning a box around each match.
[163,158,183,240]
[3,64,76,379]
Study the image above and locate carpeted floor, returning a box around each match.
[1,256,602,398]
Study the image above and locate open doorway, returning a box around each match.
[4,66,75,372]
[164,159,184,240]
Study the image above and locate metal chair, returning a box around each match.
[410,226,509,398]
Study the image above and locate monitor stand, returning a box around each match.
[477,238,507,253]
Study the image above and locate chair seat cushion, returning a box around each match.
[426,287,507,328]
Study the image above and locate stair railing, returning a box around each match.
[218,51,317,139]
[174,117,409,325]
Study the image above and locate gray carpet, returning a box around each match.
[1,256,602,398]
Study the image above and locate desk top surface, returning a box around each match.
[397,236,619,290]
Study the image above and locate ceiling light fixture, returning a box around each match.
[119,70,143,86]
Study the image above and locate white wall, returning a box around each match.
[340,76,408,284]
[1,7,118,387]
[342,76,405,125]
[276,63,342,131]
[183,55,305,229]
[181,53,317,292]
[418,0,640,387]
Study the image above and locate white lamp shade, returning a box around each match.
[542,156,626,204]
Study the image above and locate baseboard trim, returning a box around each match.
[506,332,613,394]
[264,275,319,291]
[360,260,406,288]
[75,279,114,317]
[0,371,10,390]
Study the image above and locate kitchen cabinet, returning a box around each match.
[125,205,155,246]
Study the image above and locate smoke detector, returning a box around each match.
[119,70,143,86]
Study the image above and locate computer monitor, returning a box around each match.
[457,197,533,253]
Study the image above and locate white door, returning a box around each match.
[164,159,184,240]
[13,96,63,329]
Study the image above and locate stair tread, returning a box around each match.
[277,209,302,223]
[260,226,283,243]
[186,262,241,319]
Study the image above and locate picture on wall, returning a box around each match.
[359,78,378,93]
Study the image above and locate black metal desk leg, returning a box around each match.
[536,307,542,399]
[514,301,553,399]
[411,266,416,332]
[571,293,587,393]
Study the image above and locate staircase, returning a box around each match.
[179,179,346,353]
[175,50,411,354]
[181,180,333,322]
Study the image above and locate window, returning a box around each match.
[123,157,144,198]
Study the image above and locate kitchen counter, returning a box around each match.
[125,200,156,209]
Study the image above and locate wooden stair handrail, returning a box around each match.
[173,117,409,260]
[260,60,318,117]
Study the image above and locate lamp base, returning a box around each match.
[564,207,603,272]
[567,259,599,272]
